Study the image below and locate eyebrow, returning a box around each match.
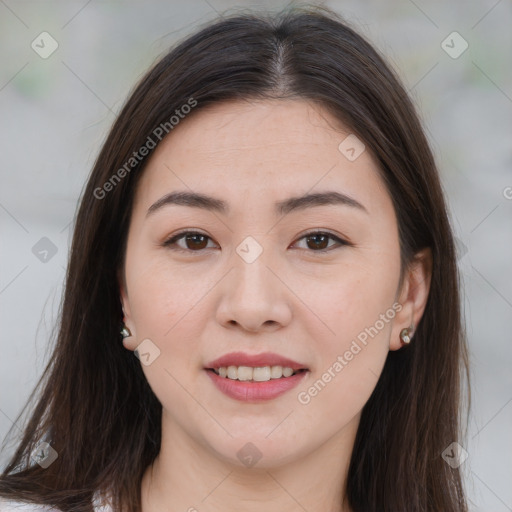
[146,190,368,218]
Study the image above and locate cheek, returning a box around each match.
[127,252,208,337]
[296,253,399,410]
[126,265,207,418]
[124,255,209,391]
[294,275,396,426]
[312,254,400,344]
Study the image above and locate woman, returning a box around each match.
[0,5,470,511]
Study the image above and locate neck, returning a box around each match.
[141,410,357,512]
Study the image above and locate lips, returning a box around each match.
[204,351,308,371]
[205,369,308,402]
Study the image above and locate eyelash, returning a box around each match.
[162,230,351,254]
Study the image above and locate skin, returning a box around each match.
[119,99,432,512]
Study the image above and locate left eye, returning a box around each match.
[163,230,348,253]
[293,231,348,251]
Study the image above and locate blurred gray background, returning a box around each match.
[1,1,511,510]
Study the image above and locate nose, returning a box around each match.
[216,247,292,333]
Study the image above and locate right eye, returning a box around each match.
[162,231,218,253]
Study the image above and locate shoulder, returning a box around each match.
[0,498,61,512]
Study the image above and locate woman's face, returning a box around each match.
[120,99,411,468]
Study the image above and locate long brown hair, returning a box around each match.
[0,5,469,511]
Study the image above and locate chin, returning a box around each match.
[205,433,308,470]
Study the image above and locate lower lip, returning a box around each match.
[205,369,309,402]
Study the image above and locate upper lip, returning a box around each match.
[205,352,308,371]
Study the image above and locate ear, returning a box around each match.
[389,248,433,351]
[118,268,137,351]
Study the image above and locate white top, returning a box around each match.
[0,491,112,511]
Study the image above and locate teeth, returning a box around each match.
[227,366,238,380]
[270,366,282,379]
[213,365,300,382]
[253,367,271,381]
[282,367,294,377]
[237,366,253,381]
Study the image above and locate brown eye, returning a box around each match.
[294,231,348,252]
[183,233,209,250]
[163,231,216,252]
[305,233,330,250]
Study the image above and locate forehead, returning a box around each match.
[148,99,347,163]
[134,99,390,217]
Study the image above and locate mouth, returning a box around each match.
[203,352,310,401]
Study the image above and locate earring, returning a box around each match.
[120,324,132,339]
[400,326,414,345]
